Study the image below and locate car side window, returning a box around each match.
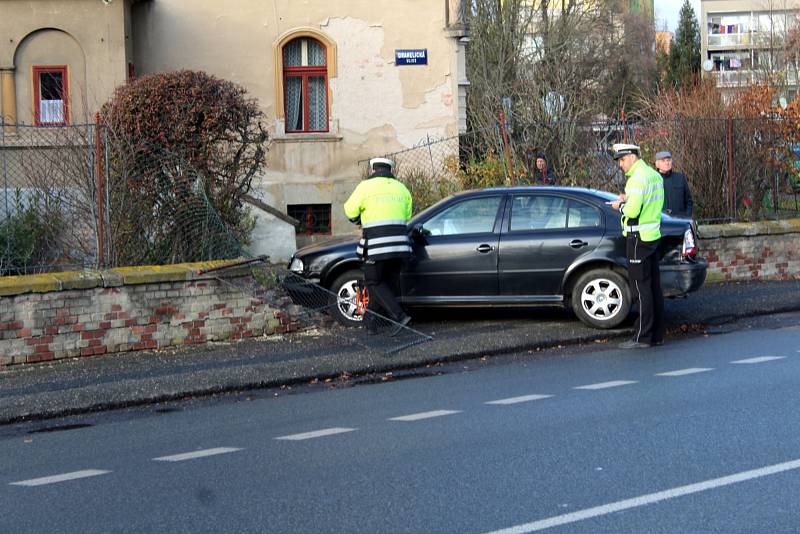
[424,196,502,236]
[510,195,568,231]
[567,200,601,228]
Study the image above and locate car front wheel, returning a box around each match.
[570,269,630,329]
[328,270,366,327]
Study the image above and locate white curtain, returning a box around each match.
[40,100,64,124]
[285,77,302,131]
[308,76,327,131]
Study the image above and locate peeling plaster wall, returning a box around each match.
[130,1,464,255]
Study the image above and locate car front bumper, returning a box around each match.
[660,258,708,297]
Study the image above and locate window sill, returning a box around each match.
[273,133,343,143]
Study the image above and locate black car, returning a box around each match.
[287,187,707,329]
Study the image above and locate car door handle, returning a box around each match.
[569,239,588,249]
[476,244,494,253]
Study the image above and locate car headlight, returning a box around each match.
[288,257,304,274]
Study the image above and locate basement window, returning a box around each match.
[287,203,332,235]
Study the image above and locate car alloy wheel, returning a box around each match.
[580,278,623,321]
[570,268,630,329]
[328,270,367,327]
[336,279,364,323]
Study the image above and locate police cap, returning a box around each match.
[611,143,640,160]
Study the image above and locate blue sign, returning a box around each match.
[395,49,428,66]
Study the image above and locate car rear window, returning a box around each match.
[567,201,601,228]
[510,195,567,231]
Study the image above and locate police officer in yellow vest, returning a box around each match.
[344,157,413,335]
[610,144,665,349]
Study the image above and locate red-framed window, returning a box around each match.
[33,66,69,126]
[283,38,329,133]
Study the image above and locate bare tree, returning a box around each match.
[466,0,654,179]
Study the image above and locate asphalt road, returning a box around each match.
[2,312,799,533]
[2,279,800,424]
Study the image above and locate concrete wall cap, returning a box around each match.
[0,260,249,298]
[698,218,800,239]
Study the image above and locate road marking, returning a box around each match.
[731,356,786,364]
[153,447,243,462]
[10,469,111,487]
[573,380,637,390]
[656,368,714,377]
[486,394,554,405]
[389,410,461,421]
[483,457,800,534]
[275,428,356,441]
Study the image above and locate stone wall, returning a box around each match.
[0,262,301,367]
[698,218,800,282]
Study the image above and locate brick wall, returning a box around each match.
[699,219,800,282]
[0,263,302,367]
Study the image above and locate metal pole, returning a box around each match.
[94,113,105,267]
[426,133,437,180]
[727,117,734,221]
[1,118,9,271]
[499,111,514,185]
[622,109,627,143]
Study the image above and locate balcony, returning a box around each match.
[707,33,751,47]
[712,69,800,87]
[708,32,787,49]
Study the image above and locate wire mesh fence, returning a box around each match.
[0,122,102,275]
[103,136,250,267]
[0,120,430,354]
[368,118,800,224]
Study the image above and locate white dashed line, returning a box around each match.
[275,428,356,441]
[389,410,461,421]
[731,356,786,364]
[573,380,637,390]
[10,469,111,487]
[656,368,714,377]
[153,447,243,462]
[486,394,553,405]
[483,457,800,534]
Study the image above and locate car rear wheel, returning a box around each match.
[328,270,366,327]
[570,269,630,329]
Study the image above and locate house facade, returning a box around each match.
[0,0,469,262]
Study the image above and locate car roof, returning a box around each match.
[454,186,617,199]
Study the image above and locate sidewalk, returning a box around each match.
[2,279,799,424]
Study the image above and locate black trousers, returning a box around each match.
[362,259,406,322]
[626,235,664,344]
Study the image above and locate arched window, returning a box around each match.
[283,37,328,133]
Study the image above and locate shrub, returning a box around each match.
[0,190,58,274]
[100,70,268,265]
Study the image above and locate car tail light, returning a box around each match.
[682,228,697,258]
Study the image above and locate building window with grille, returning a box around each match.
[283,38,329,133]
[33,66,68,126]
[287,204,332,234]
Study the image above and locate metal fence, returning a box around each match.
[0,121,103,275]
[373,118,800,224]
[0,121,252,275]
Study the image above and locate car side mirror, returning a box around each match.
[411,223,429,238]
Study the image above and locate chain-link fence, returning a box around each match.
[370,118,800,224]
[0,121,103,275]
[0,121,251,275]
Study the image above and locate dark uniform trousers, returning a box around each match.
[362,259,406,322]
[626,235,664,344]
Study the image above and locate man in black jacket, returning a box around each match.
[655,151,693,218]
[534,152,557,185]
